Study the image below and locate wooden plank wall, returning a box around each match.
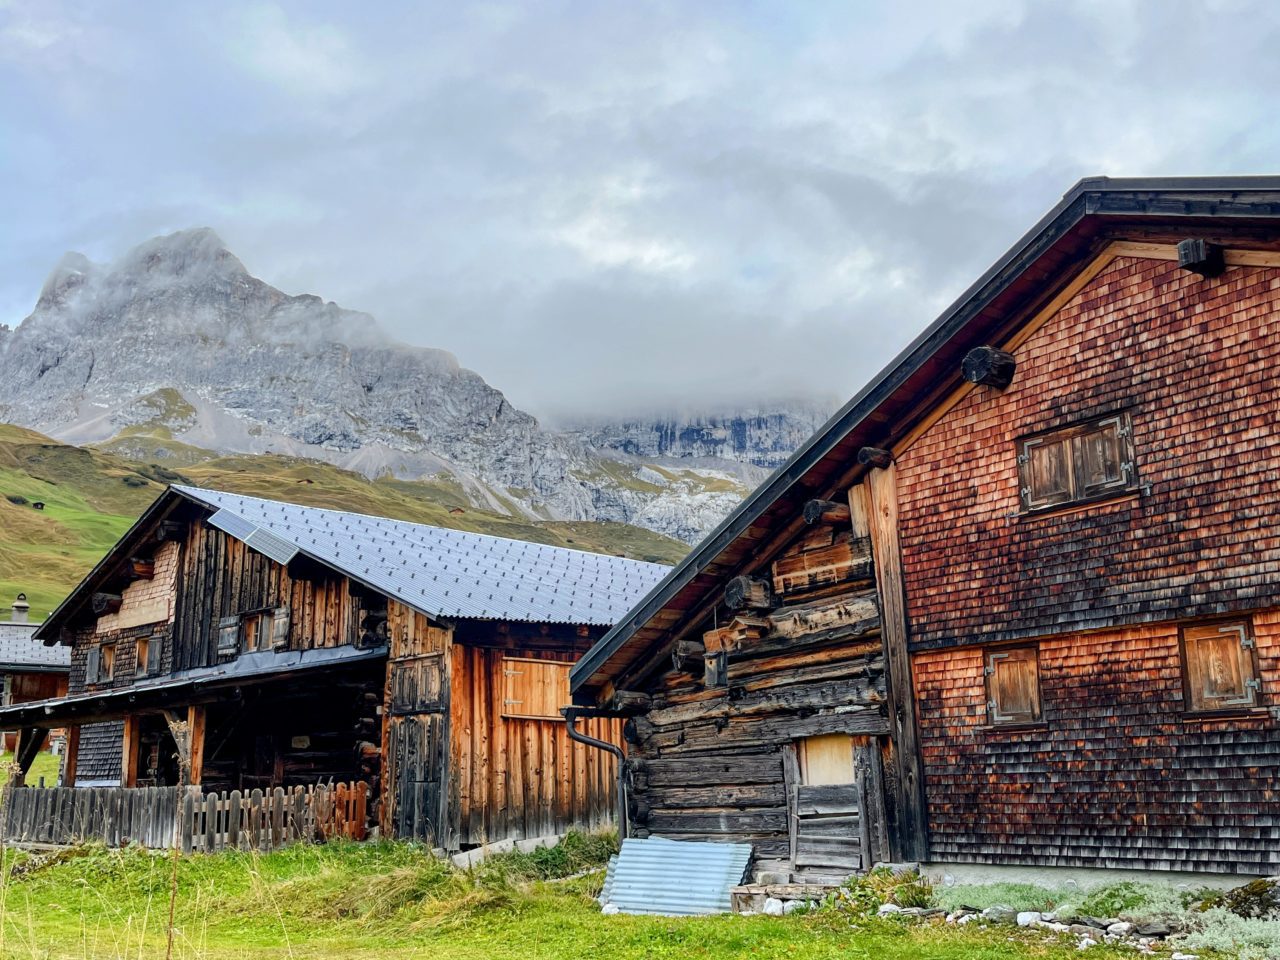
[448,644,619,848]
[172,522,360,671]
[625,526,889,867]
[382,603,453,845]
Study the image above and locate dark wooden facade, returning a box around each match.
[16,492,622,850]
[572,179,1280,881]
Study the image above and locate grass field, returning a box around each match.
[0,838,1143,960]
[0,424,688,620]
[0,752,60,788]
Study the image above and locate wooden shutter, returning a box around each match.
[217,616,240,655]
[1021,436,1072,510]
[1076,416,1130,497]
[799,733,856,786]
[986,647,1041,724]
[85,645,101,685]
[100,643,115,681]
[148,635,164,676]
[270,607,291,650]
[501,658,570,720]
[1183,622,1259,712]
[135,638,149,677]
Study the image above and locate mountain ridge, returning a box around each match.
[0,229,832,543]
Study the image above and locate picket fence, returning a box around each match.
[0,781,368,852]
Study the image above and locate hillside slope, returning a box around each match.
[0,425,686,619]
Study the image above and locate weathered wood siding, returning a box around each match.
[172,521,360,670]
[625,527,888,869]
[897,255,1280,648]
[382,602,451,844]
[898,253,1280,873]
[448,644,618,848]
[915,615,1280,874]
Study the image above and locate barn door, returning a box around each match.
[785,734,889,879]
[385,653,448,843]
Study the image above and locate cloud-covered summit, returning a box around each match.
[3,1,1279,419]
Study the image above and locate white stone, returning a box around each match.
[1106,921,1134,936]
[877,903,902,915]
[782,900,804,915]
[1017,911,1042,927]
[763,898,785,916]
[601,903,619,916]
[957,914,978,925]
[1170,954,1199,960]
[1033,920,1070,933]
[1077,937,1096,950]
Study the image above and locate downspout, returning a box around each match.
[562,706,628,840]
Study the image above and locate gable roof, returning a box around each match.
[0,620,69,672]
[38,485,670,641]
[569,174,1280,703]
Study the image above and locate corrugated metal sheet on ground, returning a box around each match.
[177,485,670,625]
[600,837,753,916]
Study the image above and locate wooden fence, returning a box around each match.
[1,781,368,852]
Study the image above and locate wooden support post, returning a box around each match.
[13,727,43,787]
[121,714,140,788]
[860,466,929,863]
[62,725,80,787]
[188,706,207,787]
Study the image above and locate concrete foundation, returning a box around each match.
[922,861,1262,892]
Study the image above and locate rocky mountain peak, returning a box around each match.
[0,230,829,543]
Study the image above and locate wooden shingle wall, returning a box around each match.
[897,255,1280,649]
[915,615,1280,874]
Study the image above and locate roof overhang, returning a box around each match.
[0,643,387,728]
[570,175,1280,704]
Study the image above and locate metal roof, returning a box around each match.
[172,486,670,626]
[599,837,753,915]
[570,174,1280,700]
[0,622,69,672]
[0,642,387,728]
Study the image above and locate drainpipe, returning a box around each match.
[563,706,628,840]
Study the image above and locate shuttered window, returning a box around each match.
[799,733,855,786]
[216,616,240,656]
[985,647,1041,725]
[85,645,101,686]
[99,643,116,683]
[1019,413,1136,512]
[1181,621,1262,713]
[500,657,570,721]
[136,637,150,677]
[270,607,291,650]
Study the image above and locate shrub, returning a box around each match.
[1177,906,1280,960]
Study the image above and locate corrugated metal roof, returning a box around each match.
[0,622,69,671]
[600,837,753,915]
[174,486,671,626]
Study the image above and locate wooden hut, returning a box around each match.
[0,486,667,850]
[570,176,1280,882]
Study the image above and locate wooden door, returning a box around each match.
[385,653,448,843]
[786,735,889,879]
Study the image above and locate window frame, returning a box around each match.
[1017,412,1138,514]
[1178,619,1264,715]
[984,645,1043,727]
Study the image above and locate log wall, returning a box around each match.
[625,527,889,871]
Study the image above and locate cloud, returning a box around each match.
[3,0,1280,420]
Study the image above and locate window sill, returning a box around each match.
[977,721,1049,734]
[1181,707,1270,723]
[1017,491,1141,522]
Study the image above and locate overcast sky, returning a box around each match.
[2,1,1278,422]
